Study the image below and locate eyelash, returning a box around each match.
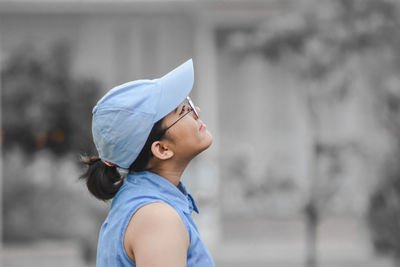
[179,104,192,116]
[179,105,186,116]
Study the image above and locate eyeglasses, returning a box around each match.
[163,96,199,133]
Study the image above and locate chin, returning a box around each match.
[200,131,213,151]
[190,130,213,157]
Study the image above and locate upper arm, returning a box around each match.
[124,202,189,267]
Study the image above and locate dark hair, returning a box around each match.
[80,119,165,201]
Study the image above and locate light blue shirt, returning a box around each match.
[96,171,215,267]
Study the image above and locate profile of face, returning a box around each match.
[151,99,213,163]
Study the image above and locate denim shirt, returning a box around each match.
[96,171,215,267]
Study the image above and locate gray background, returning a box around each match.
[1,0,400,266]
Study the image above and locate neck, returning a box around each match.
[148,160,190,186]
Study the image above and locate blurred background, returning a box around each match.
[1,0,400,266]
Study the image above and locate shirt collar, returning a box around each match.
[177,182,199,214]
[127,171,199,214]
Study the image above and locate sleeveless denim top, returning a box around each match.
[96,171,215,267]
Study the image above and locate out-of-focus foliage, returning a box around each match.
[1,42,100,156]
[225,0,400,80]
[261,0,400,261]
[367,62,400,260]
[218,0,400,220]
[368,153,400,260]
[225,0,400,262]
[3,148,105,261]
[1,42,105,262]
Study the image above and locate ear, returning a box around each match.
[150,141,174,160]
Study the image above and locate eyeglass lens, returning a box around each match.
[186,96,199,119]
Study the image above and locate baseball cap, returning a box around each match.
[92,59,194,169]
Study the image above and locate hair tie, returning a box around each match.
[103,160,115,167]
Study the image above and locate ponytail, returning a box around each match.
[79,156,123,201]
[80,118,166,201]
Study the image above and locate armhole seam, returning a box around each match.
[120,200,191,264]
[120,200,163,265]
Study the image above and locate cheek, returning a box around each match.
[176,124,199,143]
[184,126,212,153]
[170,121,205,148]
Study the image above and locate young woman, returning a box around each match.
[80,59,215,267]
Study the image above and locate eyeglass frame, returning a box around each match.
[162,96,199,133]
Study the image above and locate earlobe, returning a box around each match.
[151,141,174,160]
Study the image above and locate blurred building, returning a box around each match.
[0,0,391,252]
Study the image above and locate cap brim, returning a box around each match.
[154,59,194,122]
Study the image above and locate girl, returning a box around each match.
[80,59,215,267]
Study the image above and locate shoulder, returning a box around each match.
[124,202,189,266]
[132,201,186,228]
[128,202,189,242]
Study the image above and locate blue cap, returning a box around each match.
[92,59,194,169]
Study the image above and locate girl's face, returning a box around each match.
[161,100,212,160]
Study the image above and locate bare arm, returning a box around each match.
[124,202,189,267]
